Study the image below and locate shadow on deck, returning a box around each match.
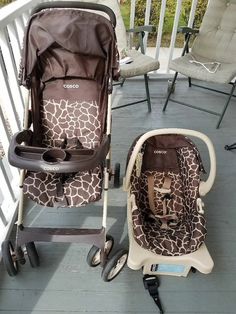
[0,78,236,314]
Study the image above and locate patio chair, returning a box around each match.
[83,0,160,111]
[163,0,236,128]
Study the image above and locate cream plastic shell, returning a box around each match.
[124,128,216,197]
[127,194,214,276]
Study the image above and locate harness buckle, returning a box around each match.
[143,274,160,290]
[143,275,164,314]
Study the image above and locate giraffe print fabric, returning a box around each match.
[129,134,207,256]
[23,79,103,207]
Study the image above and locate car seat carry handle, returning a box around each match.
[32,1,116,27]
[8,130,110,173]
[124,128,216,197]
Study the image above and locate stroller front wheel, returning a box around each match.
[1,240,18,277]
[25,242,40,268]
[87,235,114,267]
[101,249,128,282]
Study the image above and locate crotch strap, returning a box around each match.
[147,175,177,229]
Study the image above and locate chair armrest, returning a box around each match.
[177,27,199,56]
[127,25,156,34]
[178,26,199,34]
[126,25,156,53]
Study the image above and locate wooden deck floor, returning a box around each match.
[1,78,236,313]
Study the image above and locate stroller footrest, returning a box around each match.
[9,131,110,173]
[17,226,106,248]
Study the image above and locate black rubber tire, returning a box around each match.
[102,249,128,282]
[15,246,26,265]
[25,242,40,267]
[87,235,114,267]
[114,163,120,188]
[1,240,18,277]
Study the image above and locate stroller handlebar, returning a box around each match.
[8,130,110,173]
[31,1,116,27]
[124,128,216,197]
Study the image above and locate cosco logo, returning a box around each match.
[43,166,59,171]
[154,150,167,154]
[63,84,79,89]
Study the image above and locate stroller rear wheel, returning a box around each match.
[25,242,40,268]
[1,240,18,277]
[102,249,128,282]
[87,235,114,267]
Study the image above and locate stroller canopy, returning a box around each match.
[20,8,119,86]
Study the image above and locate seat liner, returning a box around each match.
[130,139,207,256]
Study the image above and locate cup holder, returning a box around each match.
[42,149,66,164]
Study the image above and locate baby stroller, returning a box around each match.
[2,1,127,281]
[124,128,216,312]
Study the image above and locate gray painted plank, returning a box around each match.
[1,78,236,313]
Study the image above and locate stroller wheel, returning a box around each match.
[87,235,114,267]
[101,249,128,282]
[1,240,18,276]
[25,242,40,268]
[114,163,120,188]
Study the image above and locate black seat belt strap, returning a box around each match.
[143,275,164,314]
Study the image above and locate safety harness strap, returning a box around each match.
[147,174,156,214]
[147,175,176,229]
[143,275,164,314]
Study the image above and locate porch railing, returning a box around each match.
[0,0,45,253]
[0,0,199,252]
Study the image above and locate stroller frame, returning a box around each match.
[3,1,128,280]
[124,128,216,277]
[16,92,112,255]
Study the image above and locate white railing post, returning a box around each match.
[188,0,198,27]
[0,54,21,134]
[0,0,45,249]
[155,0,167,61]
[129,0,136,29]
[143,0,152,52]
[7,22,22,70]
[129,0,136,48]
[0,106,19,178]
[14,15,25,46]
[0,206,7,227]
[167,0,183,72]
[0,27,24,124]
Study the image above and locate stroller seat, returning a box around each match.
[10,8,120,208]
[23,77,103,207]
[130,134,207,256]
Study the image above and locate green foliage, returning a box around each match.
[182,0,208,28]
[134,0,159,30]
[122,0,208,47]
[0,0,14,8]
[120,0,130,29]
[0,0,13,6]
